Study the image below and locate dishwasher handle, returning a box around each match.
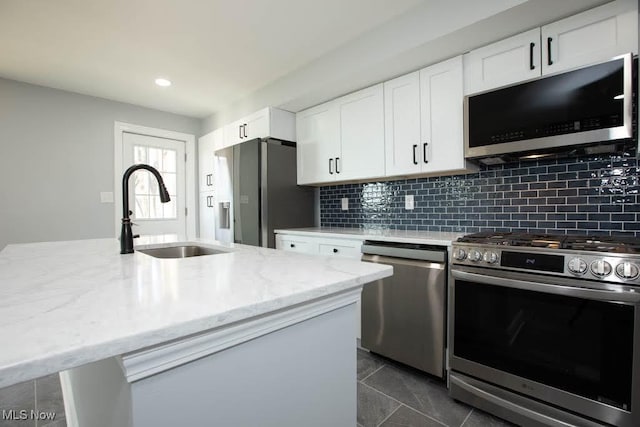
[361,243,446,263]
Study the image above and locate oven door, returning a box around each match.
[449,266,640,427]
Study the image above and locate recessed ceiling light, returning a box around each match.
[155,78,172,87]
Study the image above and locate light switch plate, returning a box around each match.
[100,192,114,203]
[405,194,414,210]
[341,198,349,211]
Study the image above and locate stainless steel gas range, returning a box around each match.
[448,232,640,427]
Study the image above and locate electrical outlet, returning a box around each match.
[405,194,414,210]
[341,198,349,211]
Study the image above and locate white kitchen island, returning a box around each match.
[0,237,391,427]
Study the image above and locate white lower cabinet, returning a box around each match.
[276,233,364,339]
[276,235,315,254]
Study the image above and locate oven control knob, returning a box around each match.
[468,250,482,262]
[453,248,467,261]
[590,260,612,277]
[483,251,498,264]
[568,258,587,275]
[615,262,639,280]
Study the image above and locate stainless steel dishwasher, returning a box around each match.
[361,240,447,378]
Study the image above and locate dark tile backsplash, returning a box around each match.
[320,150,640,237]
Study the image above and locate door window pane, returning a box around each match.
[132,145,178,219]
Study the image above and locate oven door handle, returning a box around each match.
[451,269,640,303]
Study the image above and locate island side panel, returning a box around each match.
[60,357,132,427]
[130,304,357,427]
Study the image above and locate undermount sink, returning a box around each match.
[138,245,228,259]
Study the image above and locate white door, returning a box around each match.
[420,55,465,173]
[122,132,186,237]
[384,71,422,176]
[463,28,541,95]
[295,102,340,184]
[541,4,637,75]
[337,83,385,181]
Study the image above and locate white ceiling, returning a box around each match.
[0,0,613,122]
[0,0,423,118]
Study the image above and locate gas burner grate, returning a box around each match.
[457,232,640,253]
[457,232,564,248]
[564,236,640,254]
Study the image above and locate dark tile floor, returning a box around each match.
[0,352,513,427]
[357,348,515,427]
[0,375,66,427]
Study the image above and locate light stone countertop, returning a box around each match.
[0,237,391,388]
[274,227,464,246]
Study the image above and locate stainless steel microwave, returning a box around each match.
[464,53,634,163]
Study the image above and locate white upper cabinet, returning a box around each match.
[296,84,384,184]
[420,56,468,174]
[384,57,471,176]
[336,84,385,181]
[296,102,340,184]
[384,72,422,176]
[541,2,637,75]
[199,191,215,240]
[464,29,541,95]
[223,107,296,148]
[464,0,637,95]
[198,128,222,193]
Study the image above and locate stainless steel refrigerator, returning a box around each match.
[214,138,315,248]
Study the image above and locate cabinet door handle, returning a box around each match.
[412,144,418,165]
[206,196,212,207]
[423,142,429,164]
[238,125,242,139]
[547,37,553,66]
[329,158,334,175]
[335,157,340,174]
[333,248,338,253]
[290,243,295,248]
[242,124,248,138]
[529,42,535,70]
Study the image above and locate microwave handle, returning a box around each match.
[451,269,640,304]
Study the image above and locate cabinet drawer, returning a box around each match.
[318,242,361,258]
[278,238,313,254]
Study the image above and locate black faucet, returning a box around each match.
[120,164,171,254]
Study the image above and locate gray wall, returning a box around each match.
[0,78,201,250]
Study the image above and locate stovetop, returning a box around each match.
[452,232,640,285]
[457,232,640,254]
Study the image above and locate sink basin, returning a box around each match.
[138,245,228,259]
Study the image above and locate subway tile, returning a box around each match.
[319,153,639,237]
[529,182,546,190]
[548,165,567,173]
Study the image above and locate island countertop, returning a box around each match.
[0,237,392,388]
